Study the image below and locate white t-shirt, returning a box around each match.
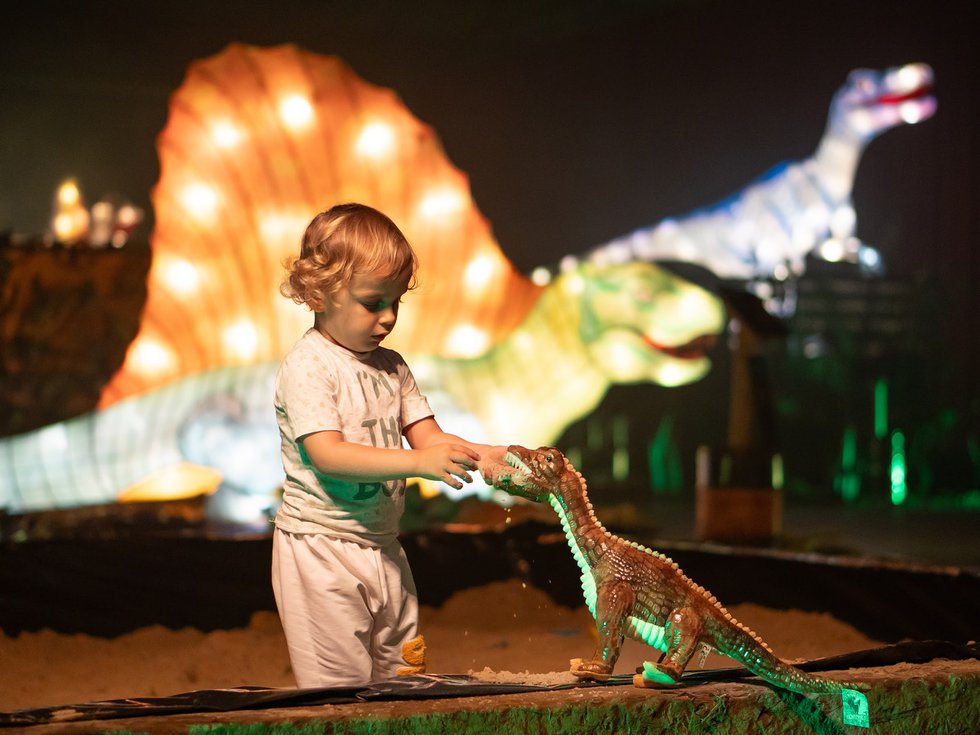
[274,328,433,546]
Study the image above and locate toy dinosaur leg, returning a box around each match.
[633,606,702,688]
[571,581,635,681]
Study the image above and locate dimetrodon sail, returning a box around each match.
[0,45,935,520]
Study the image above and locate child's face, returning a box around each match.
[315,271,410,354]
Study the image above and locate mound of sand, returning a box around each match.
[0,579,883,712]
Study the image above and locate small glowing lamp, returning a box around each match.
[418,188,465,218]
[52,211,85,243]
[899,101,927,125]
[259,211,310,243]
[818,238,846,262]
[57,179,81,207]
[51,178,89,244]
[463,253,498,291]
[531,267,552,286]
[355,122,395,158]
[279,94,314,130]
[180,182,219,221]
[130,337,177,377]
[211,120,243,148]
[444,324,489,358]
[223,320,260,361]
[158,258,201,298]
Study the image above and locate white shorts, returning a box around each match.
[271,529,422,688]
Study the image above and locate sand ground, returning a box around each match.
[0,578,885,712]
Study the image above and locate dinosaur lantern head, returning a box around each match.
[574,261,724,387]
[829,62,936,143]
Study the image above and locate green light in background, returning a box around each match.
[771,453,784,490]
[838,425,860,503]
[612,449,630,481]
[874,378,888,441]
[612,414,629,481]
[647,414,682,492]
[890,430,907,505]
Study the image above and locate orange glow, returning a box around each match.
[99,43,542,407]
[117,462,222,502]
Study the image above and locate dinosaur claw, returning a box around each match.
[570,658,612,681]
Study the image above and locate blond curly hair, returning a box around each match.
[281,203,418,309]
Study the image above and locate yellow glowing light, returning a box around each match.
[513,330,535,352]
[117,462,222,502]
[561,271,585,296]
[223,320,260,361]
[259,210,311,243]
[656,361,693,387]
[130,338,177,377]
[677,288,715,317]
[606,339,641,380]
[57,179,81,207]
[279,94,314,129]
[52,212,77,241]
[355,122,395,158]
[531,267,552,286]
[444,324,490,358]
[211,120,243,148]
[55,209,91,244]
[157,258,201,297]
[414,478,442,499]
[818,237,846,262]
[418,188,466,218]
[180,183,219,220]
[463,254,498,291]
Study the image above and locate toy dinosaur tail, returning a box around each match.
[712,616,859,694]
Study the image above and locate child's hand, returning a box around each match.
[414,443,480,489]
[477,445,512,486]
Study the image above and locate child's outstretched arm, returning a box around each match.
[301,418,486,490]
[403,417,509,480]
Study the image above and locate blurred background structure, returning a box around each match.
[0,1,977,542]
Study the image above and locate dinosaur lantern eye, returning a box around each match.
[545,454,554,462]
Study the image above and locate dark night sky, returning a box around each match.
[1,0,977,388]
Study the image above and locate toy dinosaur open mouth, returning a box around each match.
[642,333,717,360]
[504,452,532,482]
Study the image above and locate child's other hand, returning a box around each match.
[415,444,480,489]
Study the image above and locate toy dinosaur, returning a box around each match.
[481,444,864,694]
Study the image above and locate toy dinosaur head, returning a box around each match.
[483,444,572,503]
[829,62,936,143]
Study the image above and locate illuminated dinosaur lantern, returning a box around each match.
[0,45,934,519]
[483,445,866,703]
